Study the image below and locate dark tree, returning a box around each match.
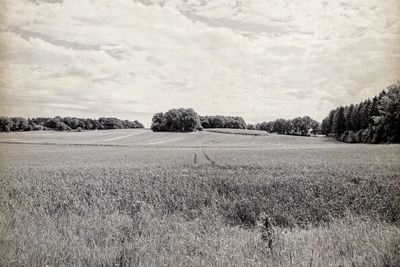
[44,118,71,131]
[378,83,400,142]
[0,117,12,132]
[246,124,256,130]
[0,116,144,132]
[332,107,345,136]
[345,104,355,131]
[151,108,202,132]
[200,115,246,129]
[151,112,167,132]
[320,82,400,143]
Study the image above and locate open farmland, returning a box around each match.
[0,129,399,266]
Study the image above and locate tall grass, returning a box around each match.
[0,143,399,266]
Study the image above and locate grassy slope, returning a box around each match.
[0,130,399,266]
[0,128,340,147]
[204,128,270,136]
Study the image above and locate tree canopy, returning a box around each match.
[199,115,246,129]
[0,116,144,132]
[151,108,202,132]
[321,82,400,143]
[256,116,320,136]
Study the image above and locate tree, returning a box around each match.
[321,82,400,143]
[10,117,29,131]
[208,116,224,128]
[321,110,335,136]
[151,112,166,132]
[199,116,210,128]
[200,115,247,129]
[321,118,329,135]
[247,124,256,130]
[345,104,355,131]
[180,108,202,132]
[351,104,361,131]
[369,97,379,118]
[257,116,319,136]
[332,107,345,136]
[359,101,370,130]
[327,110,335,134]
[0,117,12,132]
[151,108,202,132]
[309,118,320,135]
[0,116,144,132]
[378,82,400,142]
[44,118,71,131]
[62,117,80,129]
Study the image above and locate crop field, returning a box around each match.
[0,129,399,266]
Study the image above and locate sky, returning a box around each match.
[0,0,399,127]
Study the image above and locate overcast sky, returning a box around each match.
[1,0,399,126]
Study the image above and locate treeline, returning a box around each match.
[256,116,320,136]
[150,108,322,135]
[0,116,144,132]
[321,82,400,143]
[199,116,246,129]
[150,108,250,132]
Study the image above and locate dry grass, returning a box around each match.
[0,135,399,266]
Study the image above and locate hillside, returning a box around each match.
[0,128,337,148]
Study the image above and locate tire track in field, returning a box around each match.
[201,147,216,165]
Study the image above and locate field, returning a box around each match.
[0,129,399,266]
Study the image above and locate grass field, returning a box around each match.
[0,129,399,266]
[204,128,270,136]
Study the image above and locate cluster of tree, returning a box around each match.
[199,115,247,129]
[256,116,320,136]
[321,82,400,143]
[0,116,144,132]
[151,108,202,132]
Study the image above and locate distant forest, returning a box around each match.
[255,116,320,136]
[2,83,399,144]
[150,108,320,136]
[0,117,144,132]
[321,82,400,143]
[200,116,246,129]
[151,109,249,132]
[150,83,399,143]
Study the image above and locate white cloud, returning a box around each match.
[1,0,399,125]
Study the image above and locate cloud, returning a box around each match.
[182,11,298,37]
[1,0,399,126]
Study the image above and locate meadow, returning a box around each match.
[0,129,399,266]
